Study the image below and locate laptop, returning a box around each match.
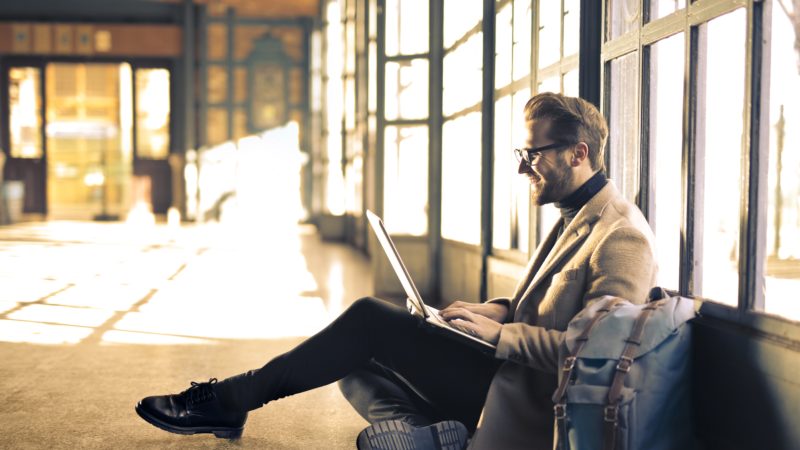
[366,210,497,355]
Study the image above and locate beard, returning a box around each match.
[529,157,574,205]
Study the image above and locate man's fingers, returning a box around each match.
[440,307,475,322]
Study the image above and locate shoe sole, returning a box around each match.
[135,403,244,439]
[357,420,468,450]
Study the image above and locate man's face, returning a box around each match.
[518,119,574,205]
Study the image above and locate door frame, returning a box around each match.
[1,55,177,217]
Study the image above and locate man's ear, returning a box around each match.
[571,142,589,166]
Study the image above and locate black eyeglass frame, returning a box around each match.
[513,142,576,166]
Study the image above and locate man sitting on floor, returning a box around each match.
[135,92,657,450]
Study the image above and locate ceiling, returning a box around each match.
[158,0,320,18]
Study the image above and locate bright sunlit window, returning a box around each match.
[135,68,170,159]
[648,32,685,291]
[762,0,800,321]
[695,9,746,305]
[493,0,532,253]
[441,0,483,245]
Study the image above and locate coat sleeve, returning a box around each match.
[493,226,656,373]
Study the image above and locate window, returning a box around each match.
[694,10,746,304]
[384,126,428,235]
[648,33,685,290]
[383,0,430,234]
[493,0,532,253]
[440,0,483,244]
[607,52,640,204]
[8,67,42,159]
[135,68,170,159]
[534,0,581,243]
[325,0,346,215]
[601,1,800,325]
[762,0,800,320]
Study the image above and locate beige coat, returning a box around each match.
[468,181,657,450]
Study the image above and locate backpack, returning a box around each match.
[552,288,695,450]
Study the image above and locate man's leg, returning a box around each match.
[137,297,498,437]
[214,296,498,428]
[338,361,440,428]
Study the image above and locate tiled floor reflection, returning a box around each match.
[0,220,372,346]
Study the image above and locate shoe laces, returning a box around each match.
[184,378,218,406]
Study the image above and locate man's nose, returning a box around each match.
[518,160,531,175]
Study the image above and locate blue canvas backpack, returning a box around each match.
[552,288,696,450]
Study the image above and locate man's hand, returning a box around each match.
[439,301,509,345]
[441,301,509,323]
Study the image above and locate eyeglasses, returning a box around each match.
[514,142,575,166]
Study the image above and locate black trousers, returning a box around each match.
[215,297,501,430]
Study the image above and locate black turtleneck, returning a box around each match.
[555,170,607,230]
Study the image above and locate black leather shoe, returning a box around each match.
[135,378,247,439]
[356,419,469,450]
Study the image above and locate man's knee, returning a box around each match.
[344,296,386,320]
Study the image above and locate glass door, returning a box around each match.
[45,62,133,220]
[5,64,47,214]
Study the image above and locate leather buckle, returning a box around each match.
[616,356,633,373]
[604,405,618,422]
[554,403,567,419]
[563,356,576,371]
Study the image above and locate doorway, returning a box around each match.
[45,62,133,220]
[4,61,172,220]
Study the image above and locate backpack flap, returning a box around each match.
[563,296,695,361]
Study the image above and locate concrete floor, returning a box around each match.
[0,219,372,449]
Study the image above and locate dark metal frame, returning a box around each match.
[599,0,799,337]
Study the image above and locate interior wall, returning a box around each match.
[693,317,800,450]
[439,241,482,305]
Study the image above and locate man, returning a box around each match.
[135,93,657,450]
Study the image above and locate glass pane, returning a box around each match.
[495,3,513,89]
[763,1,800,321]
[607,0,640,41]
[207,107,228,145]
[9,67,42,159]
[207,24,227,60]
[207,65,227,104]
[537,75,559,94]
[384,125,429,235]
[386,0,429,56]
[345,77,356,129]
[368,41,378,113]
[608,51,639,203]
[443,32,483,116]
[696,10,746,304]
[649,0,685,22]
[512,88,531,251]
[493,95,513,250]
[442,113,482,244]
[444,0,483,49]
[512,0,532,81]
[649,33,684,290]
[234,68,248,104]
[537,0,562,68]
[563,69,579,97]
[385,59,429,120]
[45,63,133,219]
[563,0,581,57]
[135,68,170,159]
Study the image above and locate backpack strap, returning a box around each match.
[602,299,667,450]
[553,298,625,450]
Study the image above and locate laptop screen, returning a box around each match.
[365,210,427,317]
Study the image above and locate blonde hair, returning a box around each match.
[524,92,608,172]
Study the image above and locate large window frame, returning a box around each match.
[440,0,485,246]
[601,0,800,338]
[491,0,534,261]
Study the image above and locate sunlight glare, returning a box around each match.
[0,319,93,345]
